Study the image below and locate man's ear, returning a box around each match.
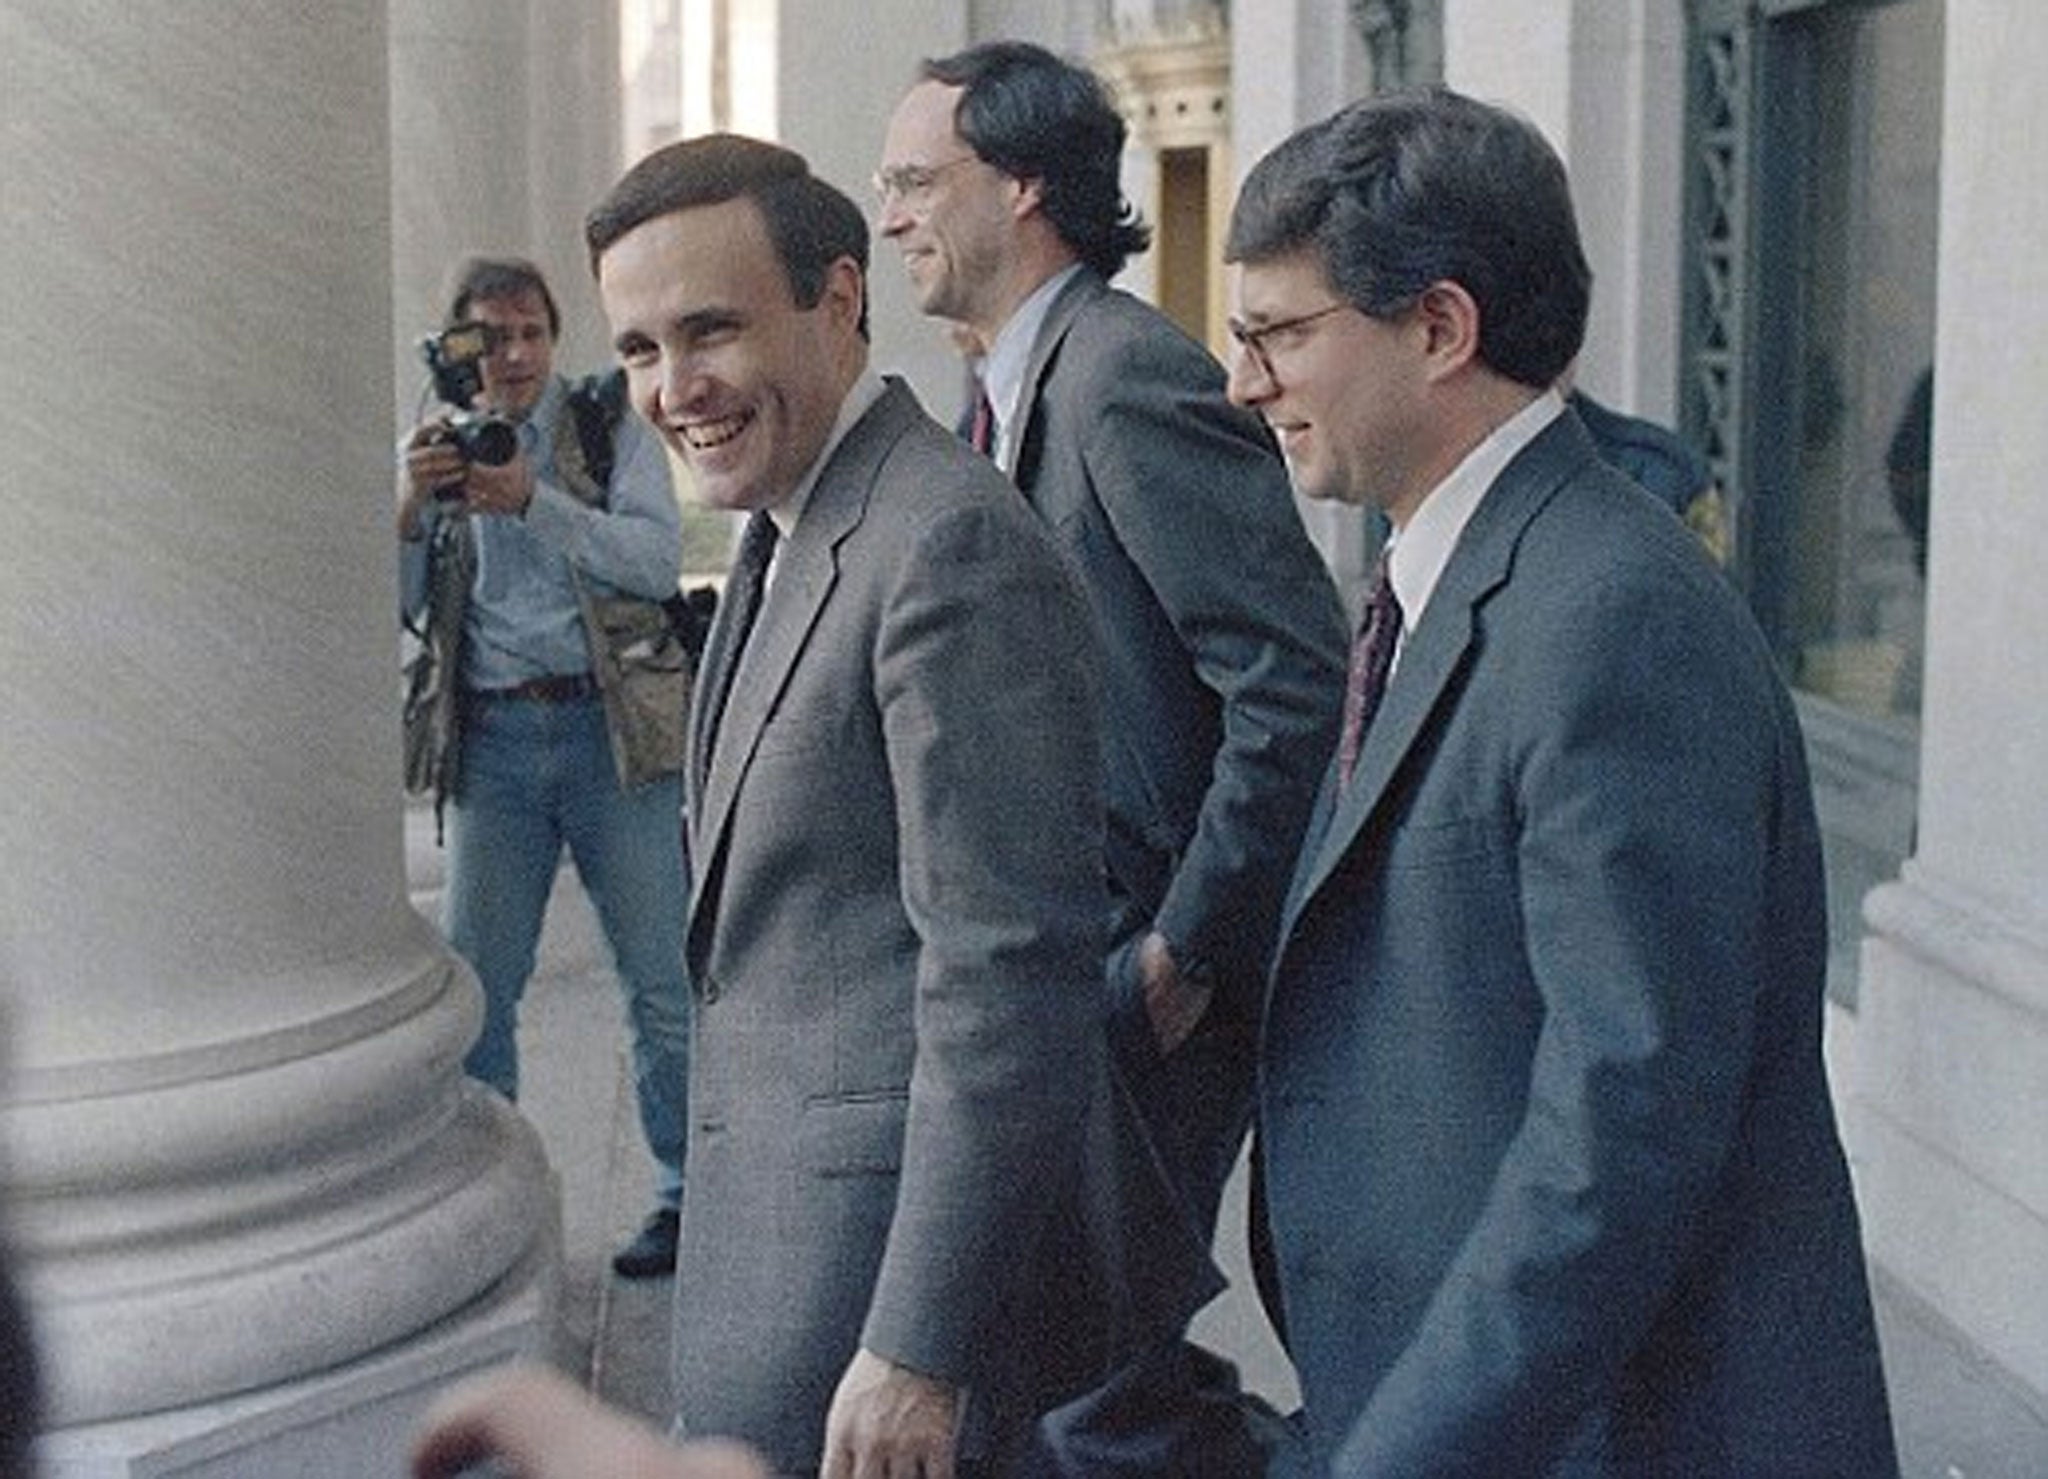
[1415,280,1482,382]
[1009,172,1045,223]
[819,255,865,332]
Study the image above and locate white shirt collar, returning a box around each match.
[1388,389,1565,635]
[981,264,1085,471]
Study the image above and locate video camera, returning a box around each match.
[418,322,519,493]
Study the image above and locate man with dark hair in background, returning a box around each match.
[397,255,691,1280]
[877,44,1348,1474]
[1224,88,1897,1476]
[1561,369,1730,566]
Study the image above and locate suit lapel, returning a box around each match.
[1007,270,1101,494]
[686,382,920,926]
[1283,415,1593,932]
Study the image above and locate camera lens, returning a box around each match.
[463,418,520,467]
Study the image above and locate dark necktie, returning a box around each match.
[968,381,995,457]
[1337,552,1403,790]
[702,511,779,768]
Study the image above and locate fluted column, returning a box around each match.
[389,0,624,427]
[388,0,534,431]
[525,0,626,375]
[1228,0,1378,603]
[1,3,555,1469]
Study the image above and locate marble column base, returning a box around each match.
[13,966,558,1427]
[1844,862,2048,1405]
[34,1193,561,1479]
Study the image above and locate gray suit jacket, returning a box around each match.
[1010,271,1347,1009]
[676,382,1215,1474]
[1261,411,1897,1477]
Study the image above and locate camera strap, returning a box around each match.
[564,369,627,494]
[402,513,474,839]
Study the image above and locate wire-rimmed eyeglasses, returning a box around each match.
[870,156,978,208]
[1226,301,1352,380]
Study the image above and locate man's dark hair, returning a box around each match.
[1226,87,1591,389]
[584,134,871,340]
[921,41,1150,279]
[446,255,561,339]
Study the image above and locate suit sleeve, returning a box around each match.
[1080,330,1348,985]
[858,490,1108,1383]
[1337,559,1797,1476]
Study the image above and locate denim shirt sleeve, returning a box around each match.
[522,408,681,600]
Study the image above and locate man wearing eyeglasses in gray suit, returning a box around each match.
[878,40,1349,1479]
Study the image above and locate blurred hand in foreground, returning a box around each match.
[411,1365,768,1479]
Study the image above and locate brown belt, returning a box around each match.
[469,673,597,703]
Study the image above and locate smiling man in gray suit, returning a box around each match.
[1223,89,1898,1477]
[588,135,1211,1479]
[879,43,1348,1475]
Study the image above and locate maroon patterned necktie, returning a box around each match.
[968,381,995,457]
[1337,552,1403,789]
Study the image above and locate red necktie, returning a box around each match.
[1337,552,1402,789]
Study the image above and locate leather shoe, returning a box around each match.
[611,1207,680,1279]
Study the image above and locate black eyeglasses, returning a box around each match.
[870,156,978,208]
[1226,302,1352,380]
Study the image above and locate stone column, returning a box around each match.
[389,0,624,428]
[1561,3,1687,423]
[1848,4,2048,1411]
[773,0,966,414]
[1229,0,1377,604]
[388,0,534,431]
[0,5,555,1472]
[525,0,626,376]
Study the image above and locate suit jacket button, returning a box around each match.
[699,974,720,1003]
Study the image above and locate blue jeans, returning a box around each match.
[445,691,688,1210]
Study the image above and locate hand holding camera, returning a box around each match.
[420,321,520,482]
[399,321,532,526]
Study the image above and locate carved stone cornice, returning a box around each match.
[1095,24,1231,152]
